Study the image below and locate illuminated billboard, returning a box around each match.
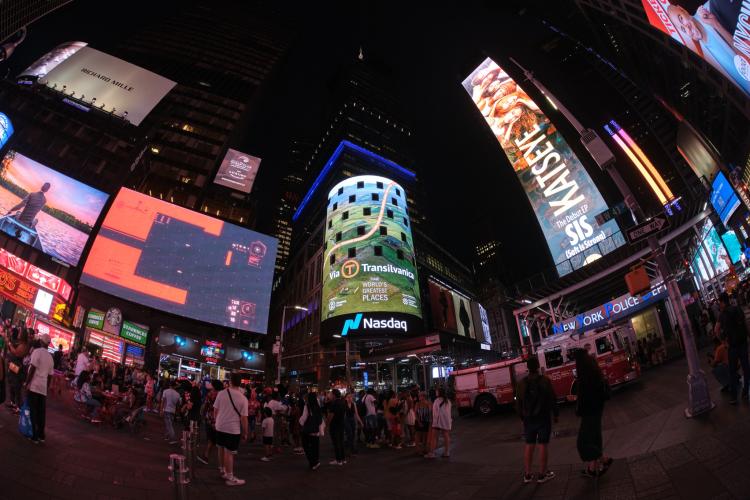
[462,58,624,276]
[710,171,741,225]
[214,149,261,193]
[0,113,13,149]
[691,219,731,283]
[641,1,750,97]
[471,302,492,345]
[0,150,109,266]
[41,46,176,126]
[19,41,87,80]
[321,175,422,339]
[81,188,277,333]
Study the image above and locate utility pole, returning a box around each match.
[512,59,713,417]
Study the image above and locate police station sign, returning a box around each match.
[552,282,668,335]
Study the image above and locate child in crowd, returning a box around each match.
[261,407,274,462]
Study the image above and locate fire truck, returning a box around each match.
[452,324,640,415]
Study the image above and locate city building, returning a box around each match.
[0,0,71,44]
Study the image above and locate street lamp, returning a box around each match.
[276,304,308,385]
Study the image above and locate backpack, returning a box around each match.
[521,376,544,418]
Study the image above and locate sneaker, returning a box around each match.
[225,476,245,487]
[342,460,347,464]
[537,471,555,484]
[31,439,40,445]
[394,445,403,450]
[261,457,272,462]
[169,440,179,445]
[38,439,45,444]
[329,460,342,466]
[293,447,304,453]
[581,468,599,478]
[196,455,209,465]
[90,418,102,424]
[405,443,416,448]
[311,462,321,471]
[523,473,534,484]
[294,449,305,455]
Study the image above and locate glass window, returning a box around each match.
[595,337,613,355]
[543,349,564,368]
[380,226,387,236]
[372,193,379,201]
[348,248,356,258]
[328,220,332,229]
[349,195,355,203]
[404,217,409,227]
[357,226,365,236]
[357,181,364,189]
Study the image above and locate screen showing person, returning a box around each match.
[0,150,109,266]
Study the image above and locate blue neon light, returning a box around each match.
[292,140,416,222]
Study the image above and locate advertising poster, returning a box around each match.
[0,151,108,266]
[452,293,475,338]
[428,281,457,334]
[19,41,88,80]
[710,171,741,225]
[321,175,422,339]
[81,188,277,333]
[721,230,742,264]
[214,149,261,193]
[641,0,750,97]
[462,58,624,276]
[41,46,176,126]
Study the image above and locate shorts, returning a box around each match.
[262,436,273,446]
[523,418,552,445]
[215,431,241,453]
[205,425,216,445]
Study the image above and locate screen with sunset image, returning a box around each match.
[0,150,108,266]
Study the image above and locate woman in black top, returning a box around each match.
[300,392,323,470]
[575,349,613,477]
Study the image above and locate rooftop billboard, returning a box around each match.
[214,149,261,193]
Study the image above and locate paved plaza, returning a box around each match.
[1,353,750,500]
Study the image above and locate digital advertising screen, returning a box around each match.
[34,318,76,353]
[214,149,261,194]
[0,113,13,149]
[41,46,176,126]
[462,58,624,277]
[200,340,226,365]
[452,293,475,339]
[0,150,108,266]
[321,175,422,340]
[81,188,277,333]
[721,230,742,264]
[225,346,266,371]
[157,329,200,358]
[428,281,457,334]
[471,302,493,345]
[641,1,750,97]
[692,220,731,283]
[710,171,741,225]
[19,41,88,80]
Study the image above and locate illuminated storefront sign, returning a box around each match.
[120,320,149,346]
[0,247,70,314]
[551,282,668,334]
[85,309,105,330]
[462,58,624,276]
[321,175,422,339]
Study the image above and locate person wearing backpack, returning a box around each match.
[516,356,558,484]
[717,292,750,404]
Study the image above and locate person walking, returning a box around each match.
[575,349,613,478]
[160,380,181,445]
[516,356,558,484]
[197,380,222,465]
[362,388,379,448]
[716,292,750,404]
[299,391,323,470]
[25,334,53,444]
[213,372,248,486]
[261,407,275,462]
[425,387,452,459]
[327,389,347,465]
[414,391,432,456]
[343,392,363,458]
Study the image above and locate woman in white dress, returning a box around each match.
[425,388,452,458]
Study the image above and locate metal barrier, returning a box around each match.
[189,421,199,479]
[168,454,189,500]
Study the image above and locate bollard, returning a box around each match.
[181,430,193,480]
[168,453,189,500]
[189,421,199,479]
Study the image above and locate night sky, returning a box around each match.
[1,1,618,285]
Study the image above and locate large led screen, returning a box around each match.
[0,113,13,149]
[19,41,87,80]
[321,175,422,339]
[41,46,176,126]
[641,1,750,97]
[462,58,624,277]
[710,171,741,225]
[0,150,108,266]
[214,149,261,194]
[81,188,277,333]
[721,230,742,264]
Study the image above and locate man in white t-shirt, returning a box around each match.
[362,389,378,448]
[160,380,181,444]
[25,334,54,443]
[213,372,248,487]
[74,350,90,377]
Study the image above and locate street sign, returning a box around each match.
[595,201,629,225]
[626,214,670,244]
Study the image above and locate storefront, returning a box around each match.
[0,247,73,333]
[82,309,148,367]
[157,328,265,382]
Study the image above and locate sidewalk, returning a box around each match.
[0,353,748,499]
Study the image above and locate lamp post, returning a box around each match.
[276,305,308,385]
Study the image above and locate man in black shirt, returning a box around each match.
[717,292,750,404]
[326,389,347,465]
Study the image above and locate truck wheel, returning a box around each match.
[475,395,496,416]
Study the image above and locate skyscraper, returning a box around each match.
[0,0,71,43]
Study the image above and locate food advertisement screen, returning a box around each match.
[81,188,277,333]
[0,151,108,266]
[462,58,624,276]
[321,175,422,339]
[641,1,750,97]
